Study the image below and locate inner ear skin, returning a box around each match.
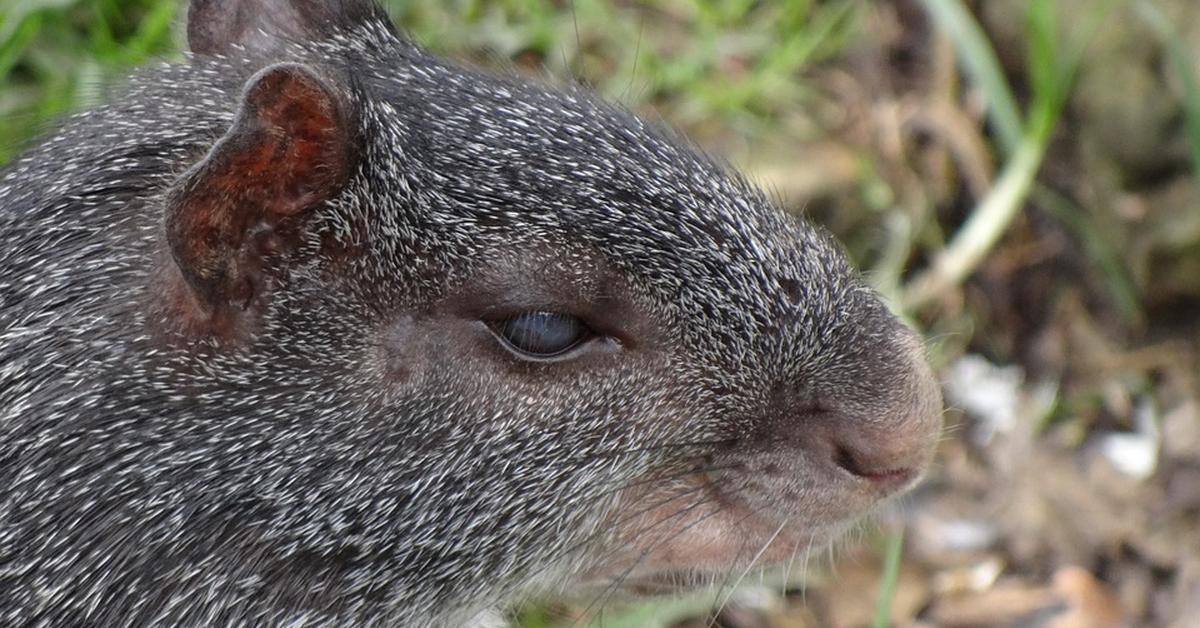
[160,63,351,342]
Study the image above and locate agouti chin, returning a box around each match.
[0,0,943,625]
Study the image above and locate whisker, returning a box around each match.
[588,463,741,500]
[561,437,741,462]
[707,517,788,626]
[572,497,725,627]
[483,477,723,618]
[568,480,722,584]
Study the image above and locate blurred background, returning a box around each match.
[1,0,1197,626]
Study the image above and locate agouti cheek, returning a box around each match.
[376,316,419,384]
[375,315,471,387]
[374,315,524,398]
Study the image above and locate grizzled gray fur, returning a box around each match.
[0,0,942,626]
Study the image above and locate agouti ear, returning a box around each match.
[165,63,351,314]
[187,0,392,56]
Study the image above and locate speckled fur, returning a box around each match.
[1,5,926,627]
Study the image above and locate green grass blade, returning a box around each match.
[121,0,178,62]
[918,0,1023,154]
[1026,0,1056,102]
[873,530,905,628]
[1137,0,1200,180]
[1035,185,1143,325]
[904,127,1045,309]
[0,11,41,80]
[905,1,1101,309]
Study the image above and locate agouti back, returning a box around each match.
[0,0,942,625]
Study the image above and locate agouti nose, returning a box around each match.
[828,420,930,490]
[773,328,943,493]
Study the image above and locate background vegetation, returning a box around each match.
[2,0,1197,626]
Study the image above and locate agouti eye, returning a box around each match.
[491,311,591,359]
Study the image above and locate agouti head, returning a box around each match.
[0,0,942,623]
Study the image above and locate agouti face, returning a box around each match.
[360,189,943,592]
[375,226,942,590]
[333,25,945,589]
[0,0,939,624]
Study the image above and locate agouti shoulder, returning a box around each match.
[0,0,942,625]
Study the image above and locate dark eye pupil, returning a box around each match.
[498,312,588,357]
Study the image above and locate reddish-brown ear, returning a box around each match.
[165,63,350,313]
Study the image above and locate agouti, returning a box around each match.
[0,0,943,625]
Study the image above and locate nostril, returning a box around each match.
[763,358,940,493]
[833,444,918,489]
[833,444,863,476]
